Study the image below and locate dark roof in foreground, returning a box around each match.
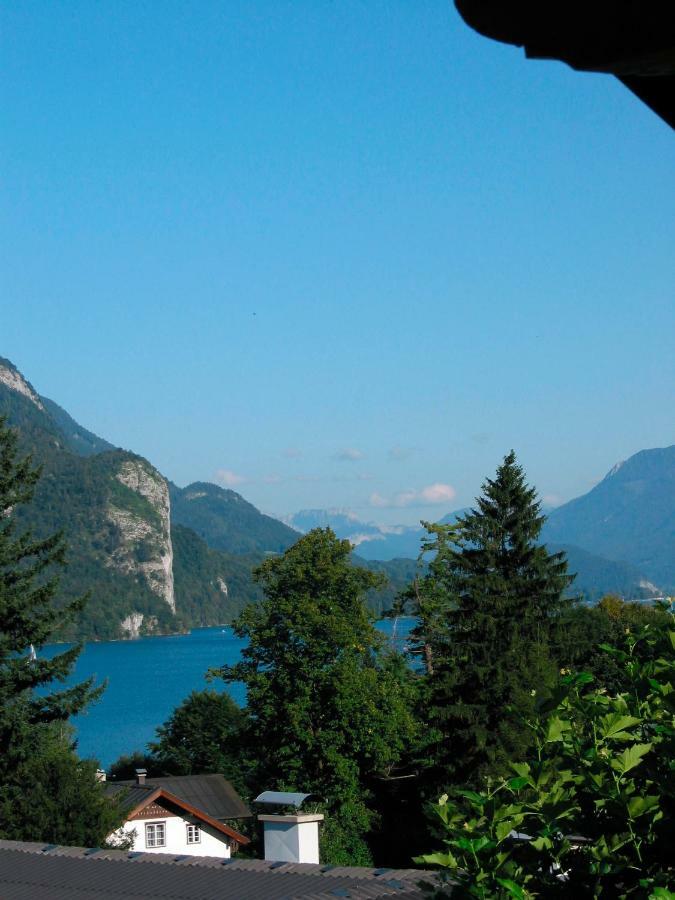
[107,773,252,820]
[0,841,440,900]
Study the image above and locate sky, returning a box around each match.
[2,1,674,526]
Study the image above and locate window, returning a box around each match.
[186,823,201,844]
[145,822,166,848]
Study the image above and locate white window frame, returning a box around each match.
[186,823,201,845]
[145,821,166,848]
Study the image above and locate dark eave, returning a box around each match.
[454,0,675,127]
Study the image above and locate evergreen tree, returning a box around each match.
[418,451,572,790]
[0,416,120,843]
[217,528,418,866]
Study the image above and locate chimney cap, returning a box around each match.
[135,768,148,785]
[253,791,320,809]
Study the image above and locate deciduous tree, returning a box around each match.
[217,528,418,865]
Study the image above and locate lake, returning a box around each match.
[42,618,415,768]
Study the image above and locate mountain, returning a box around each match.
[543,446,675,591]
[171,482,299,555]
[0,357,260,640]
[0,356,406,639]
[287,503,662,602]
[286,509,426,561]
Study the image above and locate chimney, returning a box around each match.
[135,768,147,786]
[254,791,323,865]
[95,769,106,783]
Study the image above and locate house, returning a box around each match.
[105,770,251,858]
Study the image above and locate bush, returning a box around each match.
[418,612,675,898]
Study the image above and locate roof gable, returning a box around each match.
[124,787,250,845]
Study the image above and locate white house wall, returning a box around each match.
[113,815,232,858]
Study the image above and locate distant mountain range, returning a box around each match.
[1,355,671,640]
[287,448,675,601]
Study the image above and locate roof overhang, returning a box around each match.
[454,0,675,127]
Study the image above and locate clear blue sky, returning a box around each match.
[2,1,673,525]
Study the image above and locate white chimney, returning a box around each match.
[135,768,147,785]
[253,791,324,865]
[258,814,324,865]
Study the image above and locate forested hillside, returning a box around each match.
[0,356,406,639]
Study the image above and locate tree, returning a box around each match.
[417,613,675,898]
[217,528,418,865]
[150,689,250,795]
[0,723,127,846]
[416,451,572,789]
[554,595,674,695]
[0,416,121,843]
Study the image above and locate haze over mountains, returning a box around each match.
[1,355,672,641]
[287,455,675,601]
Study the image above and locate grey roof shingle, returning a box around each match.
[0,841,442,900]
[107,773,252,820]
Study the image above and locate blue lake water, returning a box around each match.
[42,618,415,768]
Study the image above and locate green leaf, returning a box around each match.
[508,776,530,791]
[610,743,653,775]
[416,850,459,868]
[496,819,516,842]
[455,789,486,805]
[599,713,642,740]
[496,878,527,899]
[545,716,568,742]
[627,795,660,819]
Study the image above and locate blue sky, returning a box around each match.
[2,1,673,525]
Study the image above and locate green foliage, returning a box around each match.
[170,481,299,555]
[555,595,674,694]
[216,528,419,865]
[149,689,251,795]
[417,618,675,898]
[0,723,127,847]
[413,452,573,789]
[0,415,123,843]
[171,524,263,626]
[107,750,157,782]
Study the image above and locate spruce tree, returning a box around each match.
[0,416,118,843]
[419,451,572,790]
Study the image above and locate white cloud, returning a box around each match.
[348,532,385,547]
[369,482,456,509]
[215,468,247,487]
[420,483,457,504]
[336,447,365,461]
